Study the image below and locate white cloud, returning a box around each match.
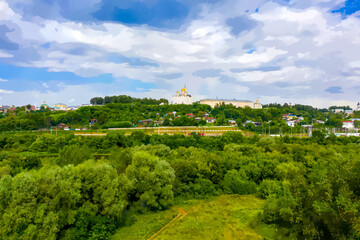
[0,89,13,94]
[0,78,8,82]
[0,0,360,107]
[0,0,15,20]
[232,47,288,67]
[0,51,13,58]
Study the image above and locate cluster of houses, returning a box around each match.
[137,112,237,127]
[55,119,97,131]
[283,113,359,130]
[283,114,306,127]
[0,105,16,114]
[39,102,90,111]
[0,102,94,114]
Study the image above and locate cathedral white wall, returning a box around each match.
[172,96,194,105]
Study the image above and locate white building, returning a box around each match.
[342,121,355,129]
[287,120,296,127]
[357,103,360,111]
[200,98,262,109]
[333,109,344,113]
[172,84,194,105]
[345,110,354,115]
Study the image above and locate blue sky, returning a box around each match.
[0,0,360,107]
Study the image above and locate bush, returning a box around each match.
[189,178,220,199]
[221,169,257,195]
[55,144,91,166]
[259,179,283,199]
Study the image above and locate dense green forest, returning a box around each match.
[1,95,359,133]
[1,131,360,239]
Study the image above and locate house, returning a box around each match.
[195,117,201,121]
[243,120,254,127]
[57,123,68,129]
[345,110,354,115]
[89,119,97,126]
[144,119,153,125]
[333,109,344,113]
[203,113,209,118]
[342,121,355,129]
[206,117,216,124]
[287,121,296,127]
[24,105,35,111]
[316,120,325,124]
[229,120,237,126]
[254,122,262,127]
[186,113,195,117]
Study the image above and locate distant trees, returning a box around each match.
[90,95,168,105]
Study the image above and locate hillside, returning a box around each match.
[112,195,291,240]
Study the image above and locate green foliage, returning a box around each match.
[55,144,91,166]
[0,161,130,240]
[189,178,220,199]
[221,169,257,195]
[103,121,133,129]
[126,151,175,210]
[1,131,360,239]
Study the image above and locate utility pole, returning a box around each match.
[269,125,270,136]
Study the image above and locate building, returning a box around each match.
[206,117,216,124]
[53,103,67,110]
[172,84,194,105]
[357,103,360,111]
[67,106,79,111]
[342,121,355,129]
[24,105,35,111]
[41,101,49,109]
[57,123,68,129]
[229,120,237,126]
[287,121,296,127]
[199,98,262,109]
[345,110,354,115]
[333,109,344,113]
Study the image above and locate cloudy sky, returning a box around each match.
[0,0,359,108]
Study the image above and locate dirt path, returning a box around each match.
[147,208,188,240]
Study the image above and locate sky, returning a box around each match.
[0,0,359,108]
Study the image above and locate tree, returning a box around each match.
[55,144,91,166]
[125,151,175,210]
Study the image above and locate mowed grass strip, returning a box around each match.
[112,195,290,240]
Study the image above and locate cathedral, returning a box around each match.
[172,84,194,105]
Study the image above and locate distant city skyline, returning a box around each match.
[0,0,359,108]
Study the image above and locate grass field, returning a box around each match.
[112,195,291,240]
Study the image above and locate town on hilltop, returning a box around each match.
[0,85,360,137]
